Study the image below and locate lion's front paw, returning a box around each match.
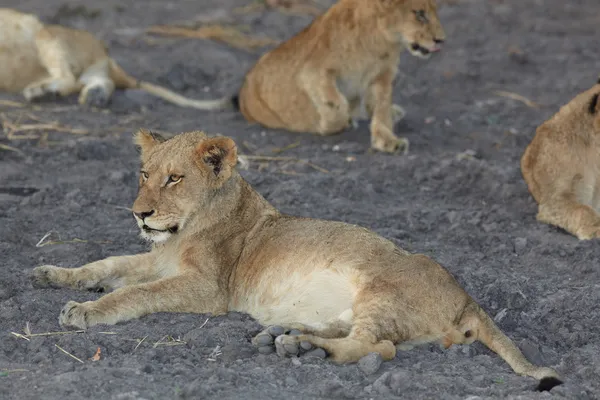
[23,84,59,102]
[371,127,409,154]
[79,85,110,108]
[59,301,92,329]
[32,265,64,289]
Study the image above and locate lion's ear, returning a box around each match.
[589,93,600,115]
[196,136,238,177]
[133,129,165,154]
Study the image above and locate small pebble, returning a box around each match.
[358,352,383,375]
[267,326,285,336]
[258,345,274,355]
[304,348,327,359]
[288,329,302,336]
[514,237,528,254]
[300,341,313,351]
[255,333,274,346]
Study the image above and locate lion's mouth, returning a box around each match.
[142,224,179,234]
[410,43,441,56]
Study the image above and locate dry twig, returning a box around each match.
[55,344,85,364]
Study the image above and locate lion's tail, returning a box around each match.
[108,58,234,111]
[460,302,562,392]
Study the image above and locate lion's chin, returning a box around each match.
[139,224,179,244]
[140,229,172,244]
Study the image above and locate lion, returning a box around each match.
[0,8,230,110]
[32,130,561,391]
[521,78,600,240]
[234,0,446,154]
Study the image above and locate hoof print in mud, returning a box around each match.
[31,265,59,288]
[59,301,89,329]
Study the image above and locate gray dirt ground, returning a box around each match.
[1,0,599,399]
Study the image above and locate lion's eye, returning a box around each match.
[166,175,183,185]
[413,10,428,24]
[141,171,149,181]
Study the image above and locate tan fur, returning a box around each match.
[237,0,445,153]
[0,8,230,110]
[521,81,600,239]
[33,130,559,386]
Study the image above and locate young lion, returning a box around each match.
[235,0,446,153]
[521,79,600,239]
[0,8,230,110]
[33,130,561,391]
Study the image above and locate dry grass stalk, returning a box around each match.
[152,335,186,348]
[241,154,330,173]
[207,345,222,361]
[494,90,540,109]
[1,113,88,140]
[147,24,278,51]
[271,140,301,154]
[0,100,26,108]
[55,344,85,364]
[235,0,323,16]
[0,143,25,156]
[133,335,148,351]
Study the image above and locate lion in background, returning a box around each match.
[33,130,561,391]
[0,8,231,110]
[521,78,600,239]
[235,0,446,153]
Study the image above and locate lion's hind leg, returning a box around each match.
[78,59,116,107]
[536,178,600,240]
[23,28,83,101]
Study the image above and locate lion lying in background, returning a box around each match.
[521,79,600,239]
[235,0,446,153]
[33,130,561,391]
[0,8,231,110]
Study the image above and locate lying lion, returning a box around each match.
[33,130,561,391]
[0,8,230,110]
[235,0,446,153]
[521,79,600,239]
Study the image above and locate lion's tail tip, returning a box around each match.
[536,377,563,392]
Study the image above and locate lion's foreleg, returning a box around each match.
[298,67,350,135]
[57,273,227,329]
[23,29,82,101]
[365,68,408,154]
[32,253,159,292]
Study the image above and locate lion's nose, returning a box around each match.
[134,210,154,220]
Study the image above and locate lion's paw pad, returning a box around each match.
[59,301,89,329]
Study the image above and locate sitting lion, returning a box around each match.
[234,0,446,153]
[0,8,230,110]
[521,79,600,239]
[33,130,561,391]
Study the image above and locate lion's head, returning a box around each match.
[131,130,238,243]
[378,0,446,59]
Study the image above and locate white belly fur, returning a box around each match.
[232,267,357,327]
